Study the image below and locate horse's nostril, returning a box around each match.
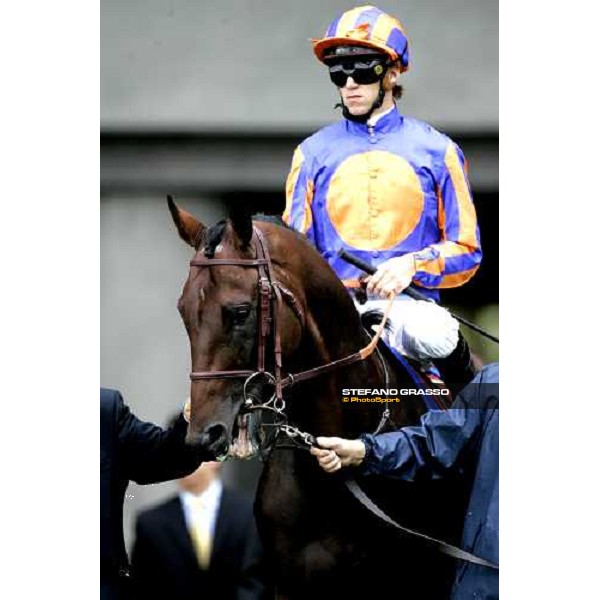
[205,423,227,446]
[194,422,228,457]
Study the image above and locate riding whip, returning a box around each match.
[338,249,499,344]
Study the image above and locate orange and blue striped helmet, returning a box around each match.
[312,5,410,72]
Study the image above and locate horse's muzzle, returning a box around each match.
[188,422,229,459]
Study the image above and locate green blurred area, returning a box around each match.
[448,304,499,364]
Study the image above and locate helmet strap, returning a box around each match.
[334,73,388,124]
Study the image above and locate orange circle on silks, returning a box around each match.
[325,151,425,251]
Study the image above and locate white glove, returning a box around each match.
[394,300,459,360]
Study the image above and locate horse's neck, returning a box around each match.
[271,244,411,436]
[302,278,368,360]
[289,289,429,438]
[287,294,393,438]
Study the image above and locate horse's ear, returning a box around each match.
[229,205,253,248]
[168,195,206,248]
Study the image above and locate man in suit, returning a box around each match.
[131,457,271,600]
[100,388,207,600]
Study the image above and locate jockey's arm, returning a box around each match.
[367,141,482,299]
[282,145,318,245]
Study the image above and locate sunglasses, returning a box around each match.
[327,59,389,87]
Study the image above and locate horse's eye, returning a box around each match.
[224,304,251,326]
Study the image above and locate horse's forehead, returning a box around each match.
[183,253,257,300]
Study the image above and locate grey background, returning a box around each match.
[101,0,498,132]
[101,0,498,552]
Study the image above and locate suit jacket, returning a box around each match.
[100,388,205,600]
[131,489,271,600]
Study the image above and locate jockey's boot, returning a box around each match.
[432,332,476,399]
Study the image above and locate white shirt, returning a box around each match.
[179,478,223,540]
[366,105,395,127]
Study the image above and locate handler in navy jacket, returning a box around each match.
[100,388,206,600]
[311,363,499,600]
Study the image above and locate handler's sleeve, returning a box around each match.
[116,393,206,485]
[412,141,482,289]
[359,369,495,481]
[282,145,317,245]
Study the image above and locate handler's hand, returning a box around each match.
[183,397,191,423]
[310,437,366,473]
[366,254,416,298]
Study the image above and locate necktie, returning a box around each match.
[189,497,212,569]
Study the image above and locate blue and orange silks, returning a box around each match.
[283,107,482,301]
[312,5,410,70]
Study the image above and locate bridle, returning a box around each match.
[187,225,393,440]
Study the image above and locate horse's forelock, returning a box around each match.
[202,220,227,257]
[202,216,285,258]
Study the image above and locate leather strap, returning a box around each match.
[279,294,395,389]
[190,370,255,380]
[189,228,274,382]
[190,258,269,267]
[345,478,499,570]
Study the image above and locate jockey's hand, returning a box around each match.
[310,437,366,473]
[366,254,416,298]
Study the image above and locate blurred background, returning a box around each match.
[101,0,498,551]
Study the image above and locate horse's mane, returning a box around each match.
[253,214,290,228]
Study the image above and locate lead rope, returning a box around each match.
[344,479,499,570]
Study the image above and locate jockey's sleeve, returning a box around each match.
[282,145,317,245]
[411,141,483,289]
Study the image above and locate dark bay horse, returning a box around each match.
[168,198,466,599]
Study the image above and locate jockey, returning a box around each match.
[282,5,482,370]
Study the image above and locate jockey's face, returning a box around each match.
[335,62,401,117]
[339,77,382,116]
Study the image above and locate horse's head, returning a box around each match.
[168,197,305,460]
